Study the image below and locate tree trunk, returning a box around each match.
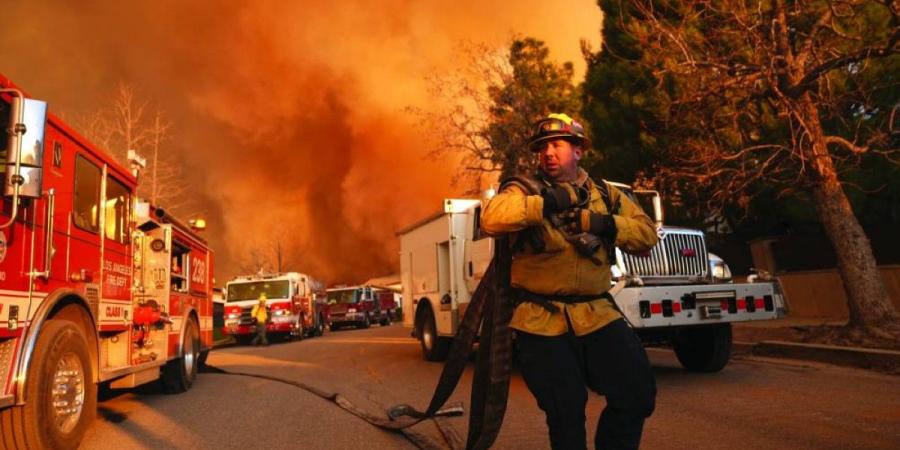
[800,95,900,337]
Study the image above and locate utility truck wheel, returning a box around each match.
[673,324,732,372]
[161,318,200,393]
[418,306,450,362]
[0,320,96,450]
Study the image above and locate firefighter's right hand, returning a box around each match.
[541,184,578,217]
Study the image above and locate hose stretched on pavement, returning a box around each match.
[204,237,514,450]
[201,363,464,450]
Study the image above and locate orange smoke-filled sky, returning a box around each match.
[1,0,603,284]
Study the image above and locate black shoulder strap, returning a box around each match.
[500,174,546,195]
[596,179,620,215]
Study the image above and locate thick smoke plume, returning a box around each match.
[1,0,601,284]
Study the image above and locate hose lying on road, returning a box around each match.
[204,238,514,450]
[201,363,464,450]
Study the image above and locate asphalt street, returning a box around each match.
[81,325,900,449]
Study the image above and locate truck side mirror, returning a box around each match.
[4,93,47,199]
[633,189,664,228]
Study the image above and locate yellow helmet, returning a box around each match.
[528,113,591,152]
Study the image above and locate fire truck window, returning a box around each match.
[226,280,290,301]
[73,155,101,233]
[104,177,131,243]
[170,243,190,292]
[327,289,359,305]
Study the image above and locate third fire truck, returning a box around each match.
[0,74,214,449]
[399,187,788,372]
[326,285,396,330]
[223,272,328,343]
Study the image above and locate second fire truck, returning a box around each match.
[223,272,328,343]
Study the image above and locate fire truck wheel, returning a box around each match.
[236,335,254,346]
[359,314,371,329]
[379,312,392,326]
[672,323,732,372]
[161,318,200,394]
[2,319,97,450]
[418,307,450,362]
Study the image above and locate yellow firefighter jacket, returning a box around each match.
[251,301,268,324]
[480,169,658,336]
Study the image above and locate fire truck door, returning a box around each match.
[139,224,172,306]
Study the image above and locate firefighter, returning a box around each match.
[480,113,659,450]
[250,293,270,346]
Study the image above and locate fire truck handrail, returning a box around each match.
[0,88,25,230]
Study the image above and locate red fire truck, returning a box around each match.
[223,272,328,343]
[326,286,396,330]
[0,75,214,449]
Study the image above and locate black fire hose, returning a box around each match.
[204,237,514,450]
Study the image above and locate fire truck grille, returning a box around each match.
[238,309,255,326]
[0,339,15,392]
[620,230,709,278]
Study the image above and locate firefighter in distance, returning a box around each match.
[480,113,659,450]
[251,293,270,346]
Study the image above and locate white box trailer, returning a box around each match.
[399,194,788,371]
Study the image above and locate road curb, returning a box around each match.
[735,340,900,372]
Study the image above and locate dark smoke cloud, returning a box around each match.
[1,0,601,284]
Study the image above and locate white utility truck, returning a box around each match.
[398,186,787,372]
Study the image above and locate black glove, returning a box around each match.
[560,209,617,240]
[541,184,576,217]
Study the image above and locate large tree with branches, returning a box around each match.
[585,0,900,338]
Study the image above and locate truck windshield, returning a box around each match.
[327,290,359,304]
[227,280,290,302]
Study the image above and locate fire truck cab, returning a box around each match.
[326,285,396,330]
[0,75,214,449]
[223,272,328,343]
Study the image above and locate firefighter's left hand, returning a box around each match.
[559,209,616,238]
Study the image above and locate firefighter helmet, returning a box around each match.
[527,113,591,152]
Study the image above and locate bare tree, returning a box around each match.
[237,230,294,275]
[608,0,900,338]
[74,82,190,215]
[413,38,581,192]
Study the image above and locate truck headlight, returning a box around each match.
[227,313,240,319]
[708,253,732,282]
[348,308,356,314]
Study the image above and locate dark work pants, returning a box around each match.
[251,323,268,345]
[516,319,656,450]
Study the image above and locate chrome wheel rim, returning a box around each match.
[422,323,434,350]
[52,352,86,434]
[183,330,196,376]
